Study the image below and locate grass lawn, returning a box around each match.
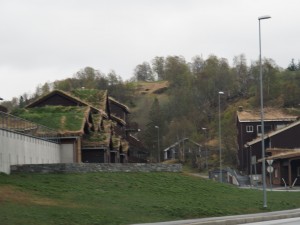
[0,172,300,225]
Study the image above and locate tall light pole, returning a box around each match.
[218,91,224,183]
[259,15,271,209]
[155,125,160,162]
[202,127,208,170]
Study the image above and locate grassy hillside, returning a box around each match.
[1,172,300,225]
[130,81,169,129]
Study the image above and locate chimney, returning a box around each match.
[238,106,243,112]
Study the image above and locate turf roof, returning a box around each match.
[71,89,107,112]
[13,106,89,134]
[82,132,111,147]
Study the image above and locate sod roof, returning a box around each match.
[237,108,298,122]
[71,89,108,112]
[26,89,108,118]
[19,89,133,152]
[82,132,111,148]
[13,106,89,135]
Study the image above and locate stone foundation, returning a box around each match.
[10,163,182,174]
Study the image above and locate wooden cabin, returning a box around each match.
[236,107,298,173]
[22,89,142,163]
[245,120,300,186]
[265,148,300,187]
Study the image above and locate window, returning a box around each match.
[297,167,300,177]
[257,125,262,135]
[274,168,279,178]
[246,125,253,133]
[257,125,272,135]
[276,124,286,130]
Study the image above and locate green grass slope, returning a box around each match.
[1,172,300,225]
[130,81,169,129]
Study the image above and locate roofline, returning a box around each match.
[258,150,300,161]
[238,118,297,123]
[108,96,130,113]
[245,120,300,147]
[57,136,80,139]
[26,89,108,118]
[81,147,108,150]
[110,114,126,126]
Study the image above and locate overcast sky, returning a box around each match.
[1,0,299,100]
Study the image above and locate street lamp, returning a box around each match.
[218,91,224,183]
[259,15,271,209]
[155,125,160,163]
[202,127,208,170]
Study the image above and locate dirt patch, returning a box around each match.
[0,185,59,206]
[137,81,169,94]
[61,116,66,129]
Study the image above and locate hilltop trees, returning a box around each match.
[5,54,300,169]
[134,62,154,81]
[232,54,250,97]
[287,58,300,71]
[140,54,300,167]
[152,56,165,80]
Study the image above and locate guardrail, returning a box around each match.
[0,111,59,143]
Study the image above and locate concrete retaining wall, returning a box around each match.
[11,163,182,174]
[0,129,60,174]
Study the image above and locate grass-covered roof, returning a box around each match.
[25,89,107,118]
[13,106,89,135]
[82,132,111,148]
[71,89,107,112]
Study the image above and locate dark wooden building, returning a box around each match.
[265,149,300,187]
[24,89,144,163]
[236,107,298,173]
[0,105,8,113]
[246,120,300,186]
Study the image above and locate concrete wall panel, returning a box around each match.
[0,129,60,174]
[60,144,74,163]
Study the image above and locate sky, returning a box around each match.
[1,0,300,100]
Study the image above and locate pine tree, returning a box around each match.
[143,97,163,162]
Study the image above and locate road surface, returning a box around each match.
[241,217,300,225]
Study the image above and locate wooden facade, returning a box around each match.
[0,105,8,113]
[236,107,297,173]
[108,97,147,162]
[25,89,144,163]
[265,149,300,186]
[245,120,300,186]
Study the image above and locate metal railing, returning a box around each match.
[0,111,59,143]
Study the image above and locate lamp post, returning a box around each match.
[259,15,271,209]
[218,91,224,183]
[155,125,160,163]
[202,127,208,170]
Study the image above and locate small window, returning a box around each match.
[274,168,279,178]
[257,125,272,135]
[246,125,253,133]
[276,124,286,130]
[257,125,262,135]
[297,167,300,177]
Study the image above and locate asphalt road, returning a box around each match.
[241,217,300,225]
[132,208,300,225]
